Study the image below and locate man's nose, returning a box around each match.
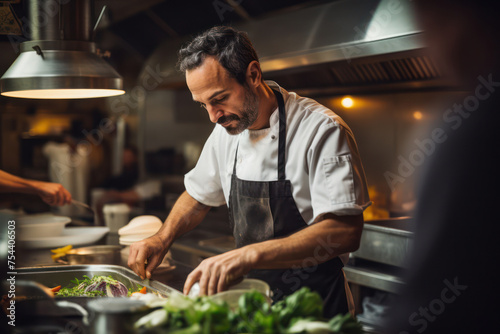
[207,105,223,123]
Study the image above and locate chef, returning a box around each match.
[128,26,371,317]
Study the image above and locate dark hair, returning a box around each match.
[177,26,259,85]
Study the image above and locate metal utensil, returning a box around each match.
[72,199,95,215]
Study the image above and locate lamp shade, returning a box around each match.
[0,0,124,99]
[1,41,124,99]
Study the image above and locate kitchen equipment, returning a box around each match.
[17,264,182,298]
[210,279,272,309]
[87,298,149,334]
[17,213,71,238]
[19,226,109,249]
[103,203,131,233]
[188,278,272,309]
[7,280,91,325]
[72,199,96,216]
[64,245,122,265]
[13,265,181,333]
[352,217,414,268]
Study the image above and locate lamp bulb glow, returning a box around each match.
[341,97,354,108]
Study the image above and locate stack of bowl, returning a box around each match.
[118,215,163,246]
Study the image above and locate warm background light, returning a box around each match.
[1,89,125,99]
[413,111,423,120]
[341,96,354,108]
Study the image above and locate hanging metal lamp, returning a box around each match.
[0,0,124,99]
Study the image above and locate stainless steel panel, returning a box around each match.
[353,217,414,267]
[17,264,182,297]
[344,266,404,294]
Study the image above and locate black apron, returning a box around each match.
[228,89,350,318]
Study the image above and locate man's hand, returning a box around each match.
[33,181,72,206]
[183,246,258,296]
[128,235,169,280]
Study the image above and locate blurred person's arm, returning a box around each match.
[0,170,72,206]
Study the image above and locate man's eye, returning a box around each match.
[213,96,227,104]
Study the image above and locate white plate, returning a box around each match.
[19,227,110,249]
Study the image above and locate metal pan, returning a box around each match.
[17,264,182,298]
[63,245,122,265]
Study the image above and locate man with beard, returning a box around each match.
[128,26,371,317]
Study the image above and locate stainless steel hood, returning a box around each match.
[241,0,449,94]
[142,0,450,94]
[245,0,424,71]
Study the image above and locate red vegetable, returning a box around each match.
[51,286,62,293]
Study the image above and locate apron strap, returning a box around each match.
[232,144,239,175]
[232,88,287,180]
[272,89,287,181]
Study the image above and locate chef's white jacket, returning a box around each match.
[185,81,371,225]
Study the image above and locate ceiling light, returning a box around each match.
[0,0,124,99]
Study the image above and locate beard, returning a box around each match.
[218,86,259,135]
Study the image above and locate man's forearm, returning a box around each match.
[247,213,364,270]
[0,170,36,194]
[156,190,211,245]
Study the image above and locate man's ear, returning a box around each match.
[245,61,262,88]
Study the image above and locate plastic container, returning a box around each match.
[103,204,131,233]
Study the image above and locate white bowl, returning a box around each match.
[17,214,71,239]
[190,279,272,309]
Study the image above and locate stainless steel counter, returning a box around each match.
[17,217,410,296]
[17,232,194,293]
[170,226,408,295]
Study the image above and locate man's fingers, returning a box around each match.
[198,269,210,296]
[52,191,60,206]
[145,254,162,279]
[63,189,72,205]
[127,246,138,270]
[184,270,201,295]
[135,249,148,279]
[208,272,220,296]
[217,272,228,294]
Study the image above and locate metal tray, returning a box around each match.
[17,264,182,298]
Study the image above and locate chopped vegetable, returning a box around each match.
[50,245,73,262]
[286,319,332,334]
[328,313,363,334]
[271,287,324,329]
[134,309,168,329]
[50,245,72,254]
[55,275,142,298]
[51,252,67,261]
[51,286,61,293]
[134,287,363,334]
[139,286,147,294]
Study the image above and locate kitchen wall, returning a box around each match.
[143,89,214,173]
[316,89,466,215]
